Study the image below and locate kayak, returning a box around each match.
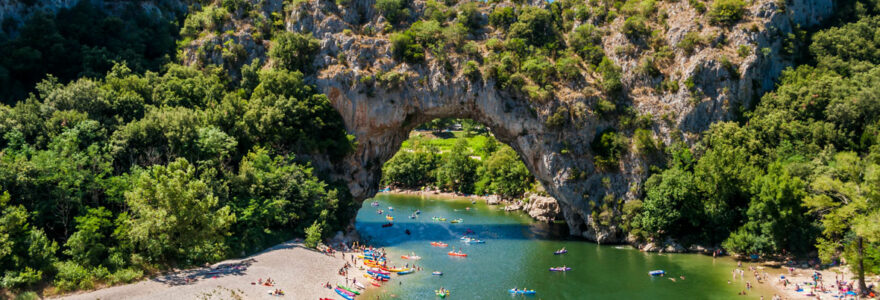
[337,285,360,295]
[354,281,365,289]
[335,287,354,300]
[509,289,537,295]
[415,209,421,214]
[435,289,450,298]
[450,218,462,223]
[432,271,443,276]
[431,242,448,247]
[371,201,379,207]
[401,255,422,260]
[364,274,389,281]
[397,268,415,275]
[386,215,394,221]
[367,271,390,278]
[385,267,408,272]
[549,267,572,272]
[649,270,665,276]
[388,206,394,211]
[448,251,467,257]
[463,238,484,244]
[367,268,390,275]
[371,281,381,287]
[381,223,393,228]
[554,249,568,255]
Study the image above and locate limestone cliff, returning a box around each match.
[184,0,833,244]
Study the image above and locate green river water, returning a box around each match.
[356,193,775,299]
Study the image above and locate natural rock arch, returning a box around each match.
[286,0,834,243]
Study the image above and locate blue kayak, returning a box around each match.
[335,287,354,300]
[649,270,665,276]
[509,289,537,295]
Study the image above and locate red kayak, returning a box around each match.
[371,281,381,287]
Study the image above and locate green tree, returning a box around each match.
[435,138,477,193]
[478,147,532,199]
[804,152,880,292]
[124,158,234,265]
[269,32,321,73]
[376,0,410,25]
[638,167,701,239]
[708,0,746,25]
[0,191,58,289]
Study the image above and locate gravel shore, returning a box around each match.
[54,241,370,300]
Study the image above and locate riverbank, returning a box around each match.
[763,264,878,300]
[54,241,370,300]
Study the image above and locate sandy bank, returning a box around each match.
[763,264,878,300]
[54,241,371,300]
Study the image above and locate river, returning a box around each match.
[355,193,777,299]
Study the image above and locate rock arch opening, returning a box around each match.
[320,79,627,243]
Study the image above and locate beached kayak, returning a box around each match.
[337,285,360,295]
[371,281,381,287]
[649,270,665,276]
[367,268,390,275]
[335,287,354,300]
[367,271,390,278]
[430,242,448,247]
[549,267,572,272]
[354,281,365,289]
[364,274,389,281]
[397,268,415,275]
[509,289,537,295]
[447,251,467,257]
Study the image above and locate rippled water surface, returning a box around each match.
[356,193,774,299]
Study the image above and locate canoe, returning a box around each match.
[397,268,415,275]
[509,289,537,295]
[367,271,390,278]
[447,251,468,257]
[549,267,572,272]
[432,271,443,276]
[463,239,484,244]
[388,207,394,211]
[337,285,360,295]
[386,215,394,221]
[401,255,422,260]
[450,218,462,223]
[649,270,665,276]
[335,287,354,300]
[415,209,421,214]
[554,249,568,255]
[430,242,448,247]
[367,268,391,275]
[385,267,408,272]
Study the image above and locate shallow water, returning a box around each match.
[356,193,775,299]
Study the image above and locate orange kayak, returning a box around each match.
[431,242,448,247]
[448,251,467,257]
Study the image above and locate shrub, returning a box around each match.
[545,107,568,128]
[521,56,555,85]
[634,128,658,153]
[709,0,746,26]
[737,44,752,57]
[595,98,617,114]
[304,221,323,248]
[463,60,481,80]
[390,31,425,63]
[677,32,705,55]
[108,268,143,285]
[622,16,649,39]
[689,0,707,13]
[556,56,581,80]
[597,57,623,93]
[591,130,627,170]
[376,0,410,25]
[269,32,321,72]
[54,261,94,292]
[509,7,558,46]
[569,24,605,65]
[489,6,516,29]
[457,2,482,32]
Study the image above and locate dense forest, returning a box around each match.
[0,0,878,296]
[381,125,536,199]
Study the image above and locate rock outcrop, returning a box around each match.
[278,0,835,244]
[522,193,561,223]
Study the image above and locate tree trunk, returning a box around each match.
[857,236,868,294]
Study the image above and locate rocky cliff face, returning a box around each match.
[289,0,833,243]
[204,0,833,243]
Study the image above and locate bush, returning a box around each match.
[489,6,516,29]
[597,57,623,93]
[737,44,752,57]
[463,60,481,80]
[269,32,321,72]
[591,130,627,170]
[509,7,558,47]
[677,32,705,55]
[14,292,40,300]
[556,56,581,80]
[622,16,650,39]
[545,107,568,128]
[108,268,143,285]
[304,221,323,248]
[521,56,555,85]
[457,2,482,32]
[569,24,605,65]
[709,0,746,25]
[53,261,94,292]
[390,31,425,63]
[376,0,410,25]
